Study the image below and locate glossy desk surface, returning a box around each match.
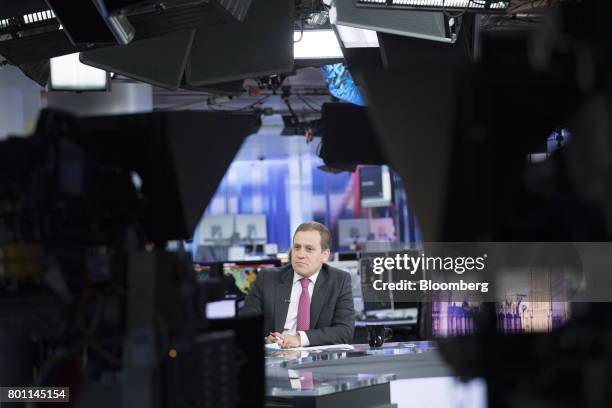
[265,341,449,398]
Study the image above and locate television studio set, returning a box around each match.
[2,0,612,407]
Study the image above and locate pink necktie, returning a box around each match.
[300,371,314,390]
[296,278,311,331]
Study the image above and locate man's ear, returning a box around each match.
[322,248,331,263]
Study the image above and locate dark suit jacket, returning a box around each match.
[239,263,355,346]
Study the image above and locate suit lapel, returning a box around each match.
[310,265,330,328]
[274,267,293,332]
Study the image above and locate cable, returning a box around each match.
[297,94,323,113]
[442,0,501,19]
[442,0,471,19]
[165,96,215,111]
[479,0,547,30]
[206,94,271,113]
[294,18,304,43]
[166,94,270,113]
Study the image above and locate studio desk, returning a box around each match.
[265,341,454,408]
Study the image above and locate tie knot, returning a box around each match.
[300,278,310,289]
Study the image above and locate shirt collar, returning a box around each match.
[293,269,320,285]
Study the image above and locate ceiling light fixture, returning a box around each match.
[50,52,110,92]
[294,30,344,59]
[356,0,509,13]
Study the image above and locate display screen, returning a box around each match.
[359,165,392,208]
[223,261,280,296]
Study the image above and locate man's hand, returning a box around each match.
[265,332,283,344]
[279,333,301,349]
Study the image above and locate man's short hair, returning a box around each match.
[294,221,331,251]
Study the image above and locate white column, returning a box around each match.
[47,82,153,116]
[299,146,314,222]
[0,65,42,139]
[288,156,304,236]
[287,137,314,235]
[0,87,23,139]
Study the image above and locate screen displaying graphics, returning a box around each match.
[432,300,570,337]
[223,261,280,296]
[429,250,572,336]
[194,262,222,283]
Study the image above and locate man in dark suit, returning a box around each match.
[240,221,355,347]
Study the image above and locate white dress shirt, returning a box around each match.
[282,270,319,347]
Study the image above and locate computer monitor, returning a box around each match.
[245,243,266,254]
[361,251,421,319]
[338,251,359,261]
[194,262,223,282]
[360,165,392,208]
[200,215,235,244]
[327,260,363,315]
[235,214,267,242]
[205,299,237,319]
[222,260,281,298]
[359,254,392,313]
[338,218,370,247]
[369,217,396,241]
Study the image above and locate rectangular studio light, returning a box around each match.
[50,52,109,92]
[22,9,56,24]
[356,0,510,13]
[332,0,456,43]
[294,29,344,59]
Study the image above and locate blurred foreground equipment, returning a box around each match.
[0,109,263,408]
[343,1,612,407]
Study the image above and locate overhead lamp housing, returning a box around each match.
[45,0,135,46]
[331,0,458,44]
[356,0,509,13]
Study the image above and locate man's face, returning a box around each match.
[291,230,330,277]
